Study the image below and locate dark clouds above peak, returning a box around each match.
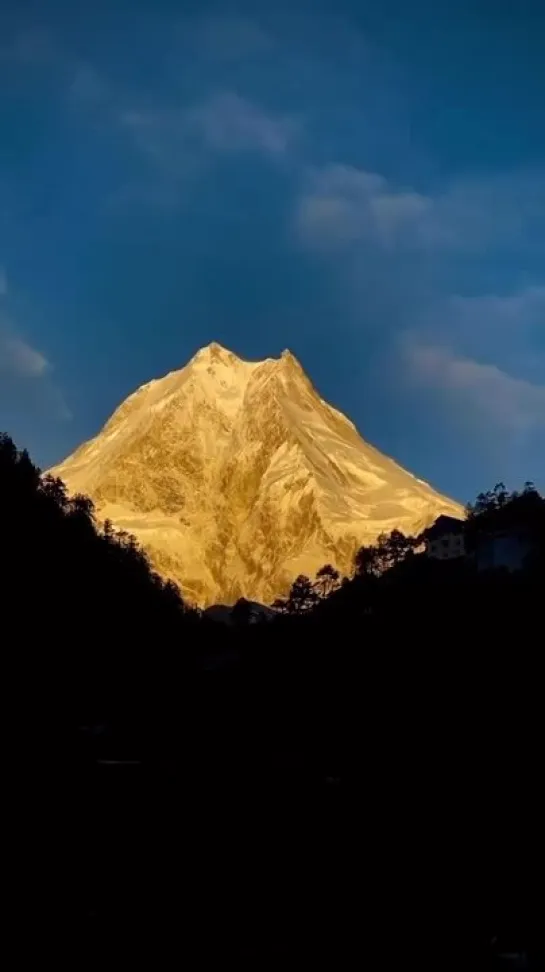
[0,1,544,498]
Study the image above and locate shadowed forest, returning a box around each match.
[2,433,543,967]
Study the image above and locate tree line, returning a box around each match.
[271,480,544,617]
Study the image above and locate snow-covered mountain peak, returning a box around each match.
[48,345,463,606]
[191,341,240,363]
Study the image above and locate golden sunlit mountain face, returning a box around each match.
[48,344,462,606]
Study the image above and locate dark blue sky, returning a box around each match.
[1,0,544,501]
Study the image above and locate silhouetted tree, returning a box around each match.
[315,563,340,599]
[354,528,418,577]
[286,574,319,614]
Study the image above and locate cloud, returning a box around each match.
[409,286,545,389]
[113,92,295,201]
[441,287,545,342]
[296,164,545,254]
[186,92,295,156]
[119,92,294,163]
[297,166,430,249]
[68,65,111,108]
[0,331,49,379]
[118,92,294,165]
[404,340,545,436]
[0,310,70,422]
[0,275,48,379]
[424,174,545,252]
[62,36,297,207]
[118,108,195,181]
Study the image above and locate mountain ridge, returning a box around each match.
[48,343,463,606]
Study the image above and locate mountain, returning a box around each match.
[48,343,463,606]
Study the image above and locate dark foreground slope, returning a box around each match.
[2,434,543,967]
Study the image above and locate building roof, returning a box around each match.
[423,514,465,540]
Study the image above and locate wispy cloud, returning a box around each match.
[297,165,430,249]
[296,164,545,254]
[0,330,49,379]
[404,340,545,436]
[120,92,295,165]
[118,108,195,180]
[442,286,545,334]
[187,92,295,155]
[68,65,111,108]
[0,278,70,421]
[416,287,545,380]
[110,91,297,205]
[0,271,47,378]
[55,20,298,208]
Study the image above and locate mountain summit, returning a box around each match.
[48,344,462,606]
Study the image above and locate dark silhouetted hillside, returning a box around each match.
[2,433,543,967]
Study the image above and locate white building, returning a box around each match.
[423,515,465,560]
